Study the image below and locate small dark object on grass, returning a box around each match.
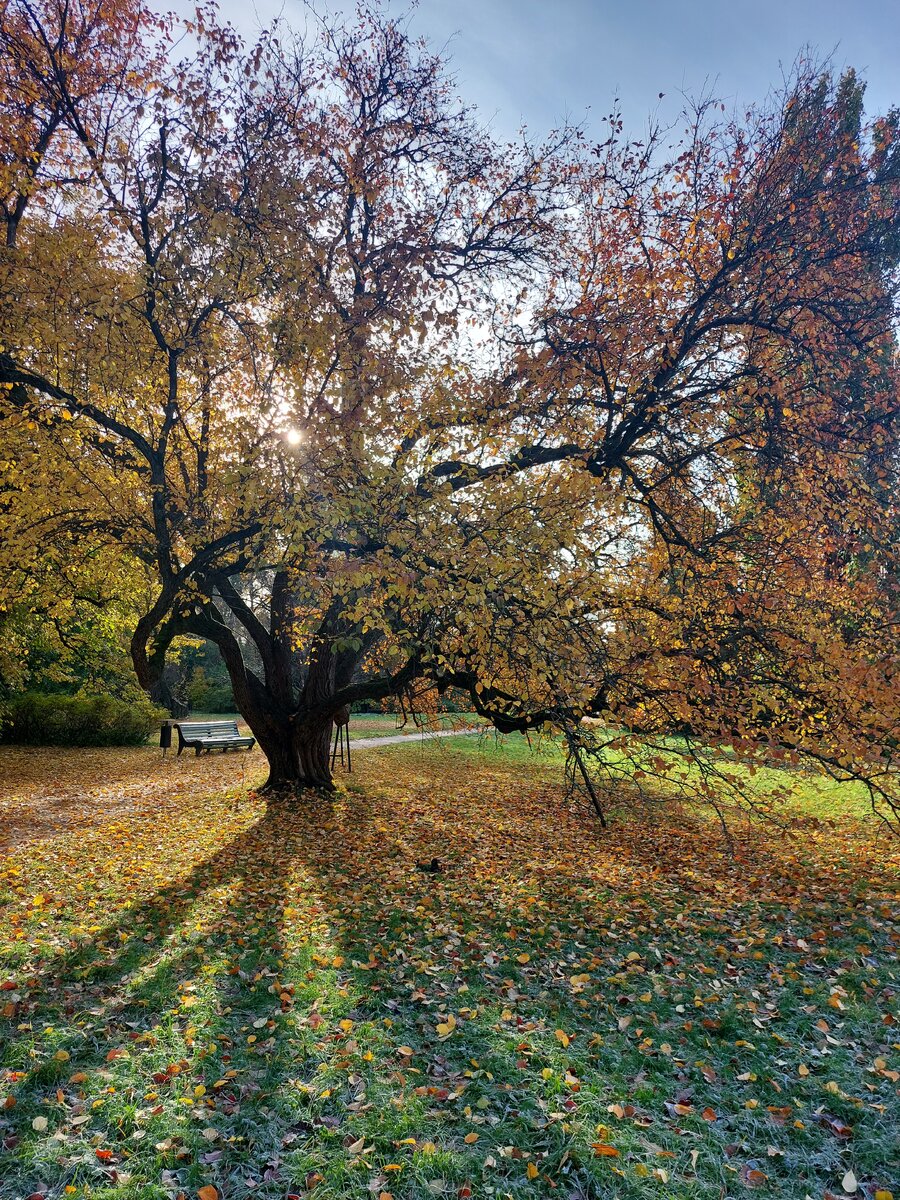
[416,857,442,874]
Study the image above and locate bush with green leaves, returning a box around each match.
[1,691,166,746]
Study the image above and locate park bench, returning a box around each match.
[173,720,255,756]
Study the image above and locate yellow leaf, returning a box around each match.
[554,1029,570,1047]
[339,1019,354,1033]
[591,1143,619,1157]
[464,1131,478,1144]
[517,953,530,964]
[526,1163,539,1179]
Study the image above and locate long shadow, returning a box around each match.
[0,799,330,1198]
[0,774,638,1195]
[1,753,893,1199]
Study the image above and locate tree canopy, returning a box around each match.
[2,0,900,816]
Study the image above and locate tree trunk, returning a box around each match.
[150,665,189,718]
[130,591,342,792]
[294,719,334,789]
[251,712,335,792]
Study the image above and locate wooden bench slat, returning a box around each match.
[173,720,255,756]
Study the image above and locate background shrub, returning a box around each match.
[187,665,236,714]
[1,691,167,746]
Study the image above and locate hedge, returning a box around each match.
[1,692,167,746]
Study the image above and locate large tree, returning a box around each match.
[2,3,900,815]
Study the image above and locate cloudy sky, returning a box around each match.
[206,0,900,139]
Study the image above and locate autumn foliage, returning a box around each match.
[1,1,900,810]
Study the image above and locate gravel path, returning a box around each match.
[350,727,481,748]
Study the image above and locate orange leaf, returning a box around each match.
[740,1166,767,1188]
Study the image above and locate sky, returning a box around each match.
[207,0,900,141]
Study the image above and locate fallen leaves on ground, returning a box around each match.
[0,740,897,1199]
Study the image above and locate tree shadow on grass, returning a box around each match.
[1,753,894,1199]
[1,773,639,1197]
[1,796,323,1197]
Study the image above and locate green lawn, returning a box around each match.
[183,712,482,741]
[0,738,897,1199]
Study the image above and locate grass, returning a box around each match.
[0,736,897,1200]
[181,712,482,741]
